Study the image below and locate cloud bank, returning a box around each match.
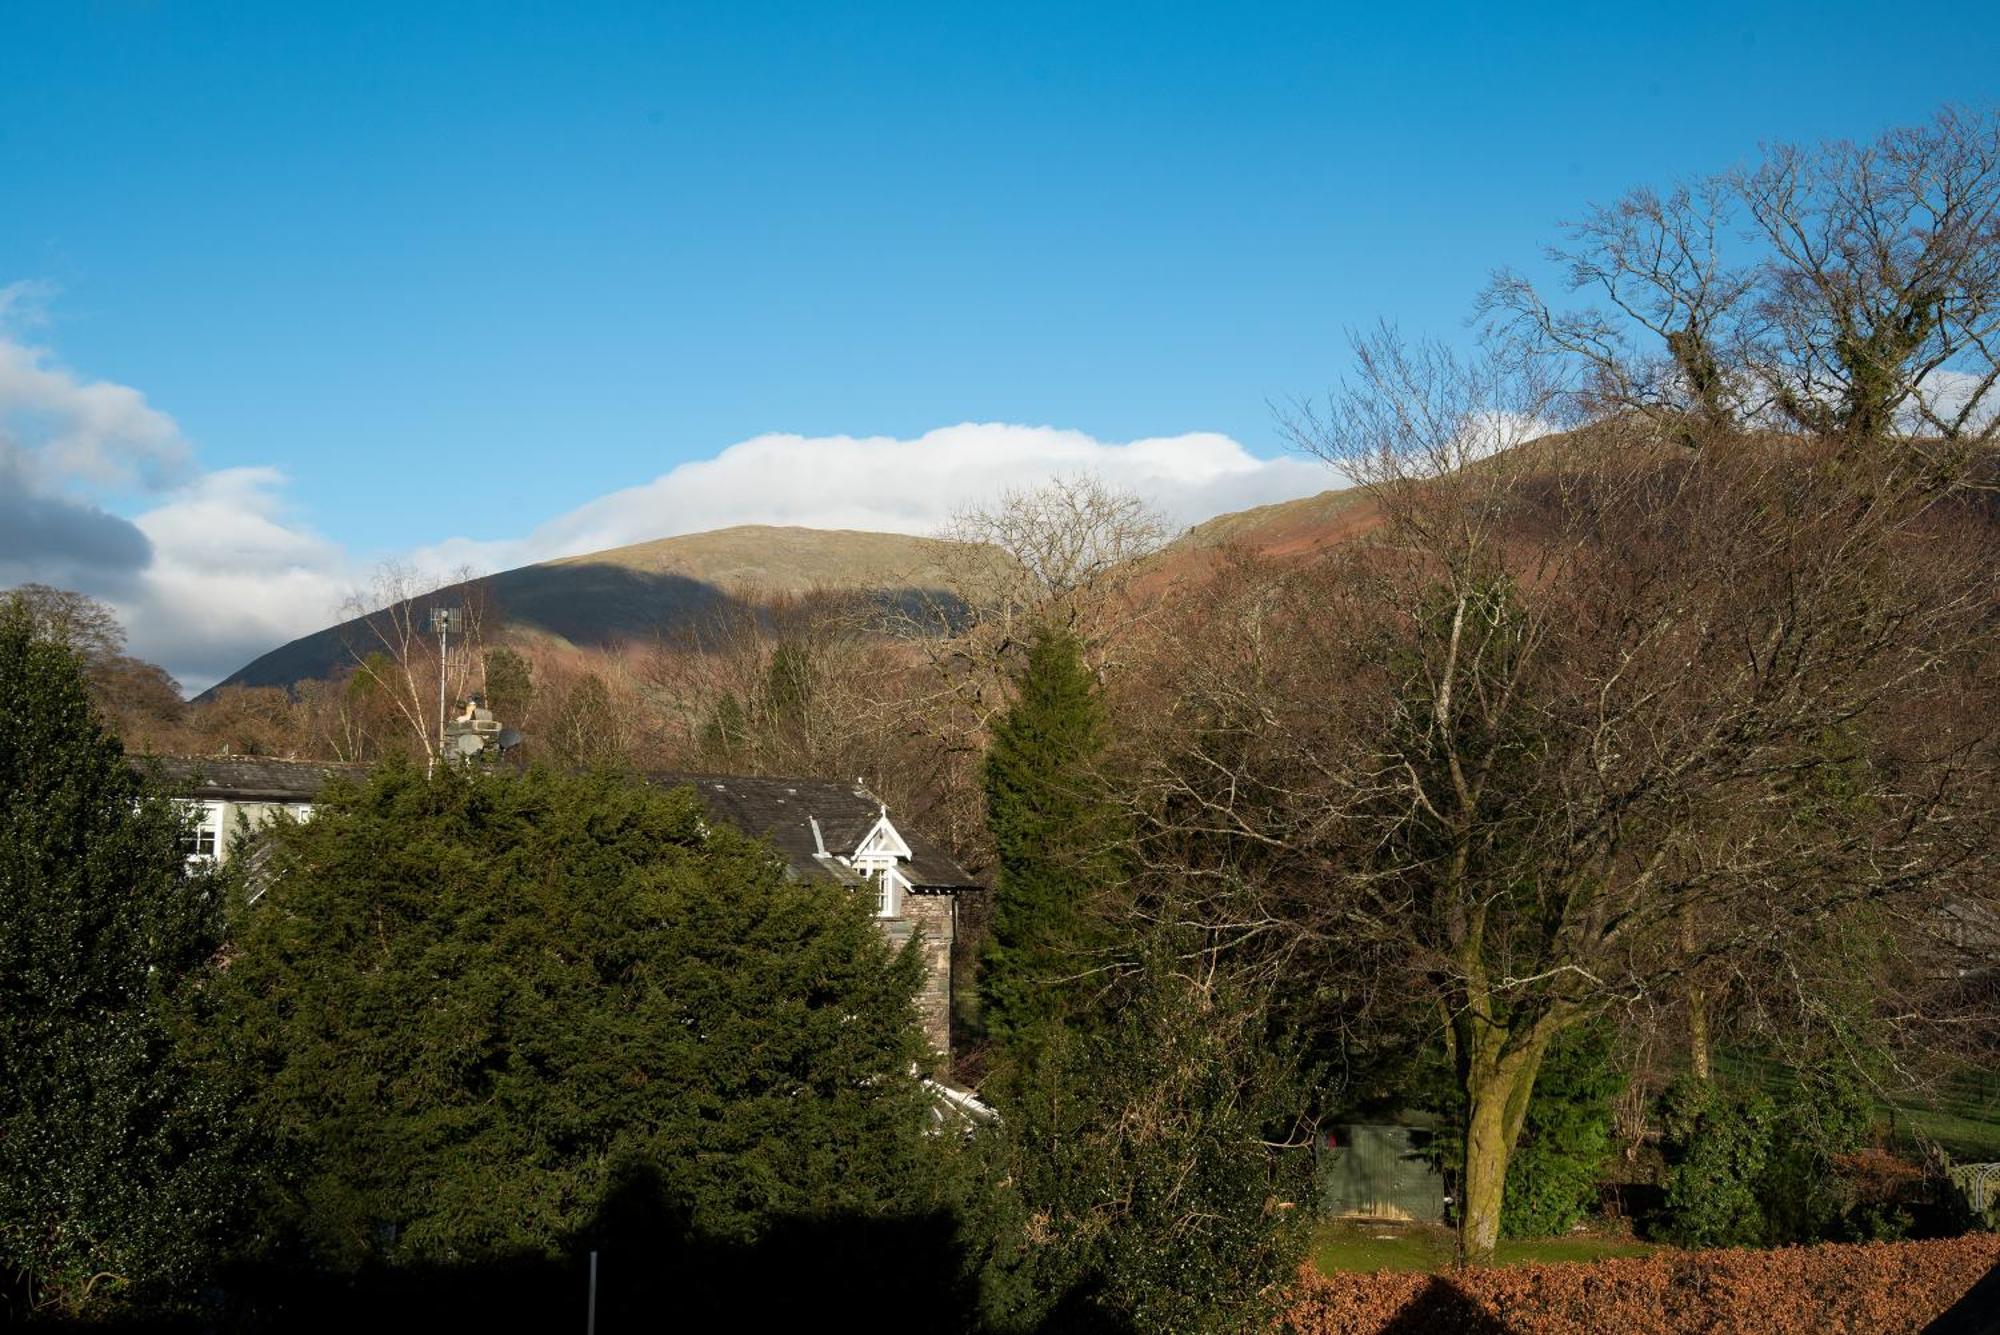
[1,296,1336,691]
[413,424,1332,575]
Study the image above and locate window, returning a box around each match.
[178,802,221,864]
[873,866,907,919]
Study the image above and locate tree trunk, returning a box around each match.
[1688,985,1711,1081]
[1681,903,1710,1081]
[1457,1039,1550,1264]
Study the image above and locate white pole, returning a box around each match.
[437,618,449,760]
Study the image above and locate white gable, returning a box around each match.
[851,808,913,864]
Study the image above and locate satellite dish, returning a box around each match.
[452,731,485,758]
[496,728,524,752]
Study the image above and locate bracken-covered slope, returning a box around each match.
[206,525,980,694]
[1173,482,1379,557]
[208,488,1384,696]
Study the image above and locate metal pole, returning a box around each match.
[437,619,449,759]
[586,1249,598,1335]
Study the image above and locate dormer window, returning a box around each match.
[847,807,913,918]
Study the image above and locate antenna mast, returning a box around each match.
[429,605,464,761]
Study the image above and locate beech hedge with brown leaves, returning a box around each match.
[1284,1235,2000,1335]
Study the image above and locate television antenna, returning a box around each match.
[428,605,464,759]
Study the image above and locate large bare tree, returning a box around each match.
[1741,106,2000,453]
[1138,330,1999,1262]
[1485,107,2000,468]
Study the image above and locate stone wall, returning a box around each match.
[880,892,958,1061]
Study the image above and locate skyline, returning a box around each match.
[4,2,1998,687]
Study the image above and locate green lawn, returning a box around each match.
[1716,1054,2000,1162]
[1312,1222,1657,1275]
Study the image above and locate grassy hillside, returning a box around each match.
[206,487,1385,696]
[206,526,984,694]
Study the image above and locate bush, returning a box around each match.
[1284,1234,2000,1334]
[974,945,1310,1333]
[1657,1078,1777,1247]
[208,763,947,1275]
[1656,1070,1887,1248]
[0,603,240,1319]
[1502,1025,1623,1238]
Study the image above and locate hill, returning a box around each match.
[1172,482,1379,557]
[207,488,1383,696]
[206,525,981,694]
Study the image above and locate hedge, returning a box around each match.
[1283,1235,2000,1334]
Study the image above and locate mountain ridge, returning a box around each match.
[206,489,1366,695]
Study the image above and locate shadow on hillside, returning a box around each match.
[494,563,970,647]
[50,1162,1132,1335]
[212,563,970,696]
[1924,1255,2000,1335]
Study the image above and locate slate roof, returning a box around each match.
[645,771,980,891]
[132,756,982,893]
[135,755,372,802]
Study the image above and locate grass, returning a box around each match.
[1312,1221,1657,1275]
[1716,1053,2000,1163]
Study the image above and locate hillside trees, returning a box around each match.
[1145,329,2000,1262]
[481,645,534,723]
[937,473,1171,668]
[208,763,945,1276]
[0,584,187,747]
[0,602,238,1319]
[632,592,967,843]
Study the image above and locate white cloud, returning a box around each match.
[115,469,356,689]
[2,292,1341,691]
[411,423,1336,574]
[0,292,191,494]
[0,303,355,691]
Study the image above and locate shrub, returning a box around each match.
[208,763,945,1272]
[1284,1234,2000,1334]
[1656,1078,1776,1247]
[0,602,240,1319]
[974,945,1310,1333]
[1656,1069,1889,1248]
[1757,1068,1876,1243]
[1502,1025,1623,1238]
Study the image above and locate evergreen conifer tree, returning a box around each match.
[979,625,1120,1059]
[0,602,235,1318]
[211,763,945,1284]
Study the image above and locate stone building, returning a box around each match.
[139,756,982,1058]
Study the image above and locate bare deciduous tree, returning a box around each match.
[936,472,1171,665]
[338,563,493,762]
[1486,107,2000,470]
[1140,329,2000,1262]
[1483,176,1759,442]
[1741,106,2000,452]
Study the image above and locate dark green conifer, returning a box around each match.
[979,625,1120,1058]
[0,602,235,1317]
[211,762,942,1270]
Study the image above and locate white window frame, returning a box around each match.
[872,865,909,919]
[844,810,914,918]
[179,800,222,865]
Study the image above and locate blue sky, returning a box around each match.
[3,1,1997,684]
